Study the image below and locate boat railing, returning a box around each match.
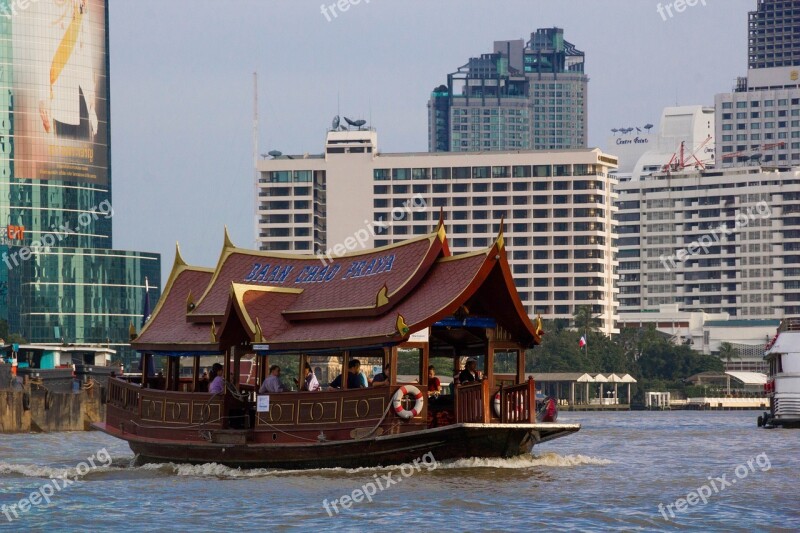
[106,377,225,428]
[498,378,535,424]
[254,387,403,430]
[455,379,490,423]
[107,377,141,415]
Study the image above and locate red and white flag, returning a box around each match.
[579,336,587,348]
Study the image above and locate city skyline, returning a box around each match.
[107,0,753,277]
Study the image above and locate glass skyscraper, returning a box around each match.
[0,0,160,367]
[428,28,588,153]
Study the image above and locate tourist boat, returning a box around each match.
[94,220,579,468]
[759,317,800,428]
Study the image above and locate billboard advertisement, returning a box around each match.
[9,0,108,185]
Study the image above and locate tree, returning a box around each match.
[572,306,600,333]
[718,342,739,369]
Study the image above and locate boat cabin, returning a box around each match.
[103,219,551,456]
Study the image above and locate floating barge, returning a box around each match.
[94,221,579,468]
[759,318,800,428]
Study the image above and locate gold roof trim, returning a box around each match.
[135,243,214,340]
[228,283,304,338]
[376,284,389,308]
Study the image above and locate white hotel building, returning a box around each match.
[616,105,800,320]
[257,130,620,335]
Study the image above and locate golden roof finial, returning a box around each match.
[255,318,264,343]
[496,216,505,251]
[174,242,187,268]
[223,225,235,249]
[210,319,218,343]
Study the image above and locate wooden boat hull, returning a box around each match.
[93,421,580,469]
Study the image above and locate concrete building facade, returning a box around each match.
[257,130,619,335]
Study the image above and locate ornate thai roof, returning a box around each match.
[133,245,217,352]
[132,221,539,354]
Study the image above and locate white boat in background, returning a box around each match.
[759,318,800,428]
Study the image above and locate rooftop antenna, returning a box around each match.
[253,72,259,248]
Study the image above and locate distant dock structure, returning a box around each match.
[527,373,636,411]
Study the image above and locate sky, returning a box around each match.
[108,0,755,284]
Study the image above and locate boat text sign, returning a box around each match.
[257,395,270,412]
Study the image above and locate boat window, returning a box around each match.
[357,355,385,385]
[493,350,518,375]
[398,347,423,384]
[307,355,339,389]
[269,354,301,391]
[457,355,486,377]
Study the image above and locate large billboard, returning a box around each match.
[9,0,108,185]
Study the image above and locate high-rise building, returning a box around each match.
[616,105,800,320]
[617,163,800,319]
[716,0,800,167]
[428,28,588,153]
[0,0,160,366]
[257,129,619,335]
[748,0,800,70]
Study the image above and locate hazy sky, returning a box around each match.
[108,0,754,283]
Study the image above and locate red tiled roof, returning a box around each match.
[262,251,489,348]
[132,224,538,353]
[134,266,217,351]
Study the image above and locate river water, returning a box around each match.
[1,411,798,531]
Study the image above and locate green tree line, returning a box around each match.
[526,307,723,402]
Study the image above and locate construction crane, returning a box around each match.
[662,135,713,173]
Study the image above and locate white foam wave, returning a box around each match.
[440,453,613,469]
[1,453,609,480]
[138,462,291,479]
[0,462,117,479]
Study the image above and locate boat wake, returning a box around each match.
[0,457,132,480]
[0,453,610,481]
[137,461,298,479]
[438,453,613,470]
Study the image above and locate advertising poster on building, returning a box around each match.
[10,0,108,185]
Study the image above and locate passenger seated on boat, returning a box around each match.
[259,365,286,393]
[209,363,225,394]
[458,359,480,384]
[297,363,320,392]
[195,371,209,393]
[372,364,391,387]
[428,365,442,397]
[330,359,365,389]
